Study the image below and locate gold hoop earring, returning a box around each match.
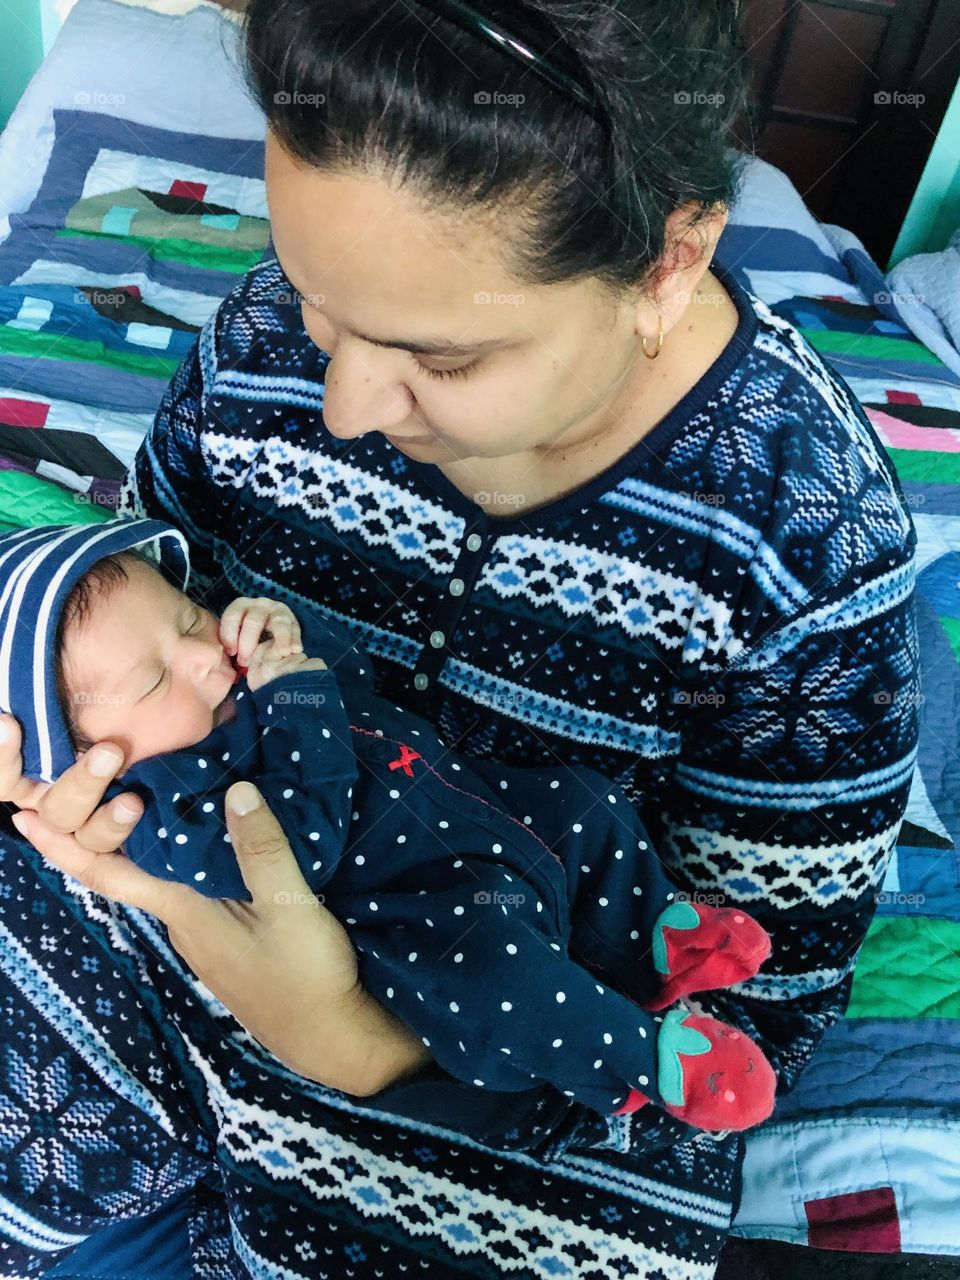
[642,315,664,360]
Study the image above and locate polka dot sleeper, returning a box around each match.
[119,664,759,1126]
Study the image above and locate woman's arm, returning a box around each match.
[0,722,430,1096]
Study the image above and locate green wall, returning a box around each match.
[888,76,960,269]
[0,0,45,129]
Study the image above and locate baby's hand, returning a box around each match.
[245,644,327,694]
[219,597,303,667]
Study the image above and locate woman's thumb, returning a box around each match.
[225,781,311,909]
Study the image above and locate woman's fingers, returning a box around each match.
[0,714,48,808]
[10,808,188,920]
[225,781,313,907]
[32,742,145,849]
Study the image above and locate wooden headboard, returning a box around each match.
[736,0,960,265]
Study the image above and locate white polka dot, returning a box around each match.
[506,944,517,955]
[389,789,400,799]
[633,886,642,895]
[352,811,360,821]
[523,815,532,824]
[550,780,559,789]
[473,1079,484,1086]
[449,1001,459,1012]
[157,827,167,839]
[614,849,623,859]
[492,843,502,854]
[322,728,330,738]
[639,1075,649,1085]
[355,854,365,865]
[194,871,206,882]
[172,793,180,803]
[499,780,508,790]
[603,1033,613,1045]
[594,1059,602,1069]
[291,750,300,762]
[451,763,461,771]
[397,834,406,844]
[175,834,188,845]
[422,1037,430,1046]
[596,984,604,994]
[313,861,322,871]
[552,1038,562,1048]
[556,992,566,1003]
[454,905,464,915]
[454,953,463,963]
[500,1047,511,1054]
[536,902,543,913]
[607,794,616,803]
[282,788,294,799]
[369,902,378,911]
[630,930,640,940]
[198,758,208,768]
[387,987,394,998]
[309,831,321,841]
[638,1027,647,1038]
[439,820,449,829]
[572,823,582,833]
[408,952,417,962]
[453,859,462,868]
[202,802,214,814]
[599,897,608,907]
[638,840,648,850]
[501,1001,512,1012]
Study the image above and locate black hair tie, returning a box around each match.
[410,0,606,125]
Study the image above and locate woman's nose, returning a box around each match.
[321,343,415,441]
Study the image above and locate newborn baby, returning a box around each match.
[0,517,779,1140]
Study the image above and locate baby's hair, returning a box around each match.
[54,547,160,755]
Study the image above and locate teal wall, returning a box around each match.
[888,77,960,269]
[0,0,63,130]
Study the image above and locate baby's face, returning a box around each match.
[63,556,238,769]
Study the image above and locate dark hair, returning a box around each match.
[242,0,753,293]
[54,548,158,754]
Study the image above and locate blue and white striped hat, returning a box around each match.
[0,518,190,784]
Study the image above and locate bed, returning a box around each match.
[1,0,959,1262]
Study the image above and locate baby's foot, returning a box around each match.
[643,900,772,1012]
[613,1006,777,1132]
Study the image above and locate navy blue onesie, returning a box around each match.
[117,642,680,1121]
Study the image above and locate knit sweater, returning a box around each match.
[0,252,916,1280]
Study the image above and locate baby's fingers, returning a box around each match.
[269,610,302,657]
[218,598,257,657]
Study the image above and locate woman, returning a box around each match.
[0,0,919,1276]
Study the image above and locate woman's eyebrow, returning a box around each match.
[359,332,509,357]
[295,289,510,356]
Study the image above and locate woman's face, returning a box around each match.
[264,132,649,465]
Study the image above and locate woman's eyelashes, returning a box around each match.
[418,358,481,382]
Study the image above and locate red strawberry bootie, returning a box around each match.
[613,1006,778,1131]
[642,900,773,1012]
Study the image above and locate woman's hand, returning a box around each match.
[1,713,430,1094]
[0,713,145,852]
[219,596,303,667]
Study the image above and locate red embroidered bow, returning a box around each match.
[388,744,422,777]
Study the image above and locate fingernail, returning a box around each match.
[10,811,28,836]
[112,801,139,824]
[228,782,261,816]
[87,747,121,777]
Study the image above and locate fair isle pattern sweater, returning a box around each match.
[0,255,916,1280]
[123,253,918,1274]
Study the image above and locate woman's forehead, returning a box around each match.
[264,137,535,318]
